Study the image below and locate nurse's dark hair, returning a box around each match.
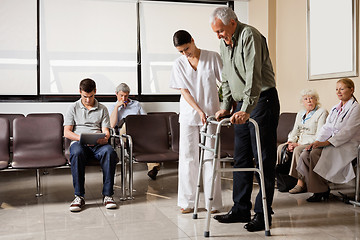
[337,78,357,102]
[173,30,192,47]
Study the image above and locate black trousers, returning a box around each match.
[231,87,280,216]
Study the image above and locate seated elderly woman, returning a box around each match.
[277,89,328,193]
[297,78,360,202]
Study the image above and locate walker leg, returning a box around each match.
[193,155,203,219]
[259,171,271,236]
[194,125,208,219]
[204,154,219,236]
[250,119,271,236]
[193,151,204,219]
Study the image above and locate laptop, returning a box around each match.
[79,133,106,145]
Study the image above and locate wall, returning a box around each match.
[276,0,360,113]
[247,0,277,83]
[247,0,359,113]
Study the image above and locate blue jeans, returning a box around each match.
[232,88,280,217]
[70,142,118,197]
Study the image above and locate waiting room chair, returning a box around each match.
[0,118,10,170]
[220,124,234,158]
[0,114,25,137]
[148,112,177,145]
[11,116,67,196]
[169,114,179,153]
[277,112,297,146]
[125,114,178,163]
[123,114,179,198]
[27,112,64,123]
[0,113,25,152]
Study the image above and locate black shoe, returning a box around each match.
[214,210,251,223]
[147,167,158,180]
[244,213,271,232]
[306,188,330,202]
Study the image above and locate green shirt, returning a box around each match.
[220,21,276,114]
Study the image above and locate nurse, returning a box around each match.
[297,78,360,202]
[169,30,223,213]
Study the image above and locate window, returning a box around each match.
[139,1,225,94]
[40,0,137,95]
[0,0,231,100]
[0,0,37,95]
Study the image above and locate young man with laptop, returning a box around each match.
[64,78,118,212]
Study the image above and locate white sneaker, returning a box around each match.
[103,196,117,209]
[69,196,85,212]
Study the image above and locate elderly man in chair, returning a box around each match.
[108,83,160,180]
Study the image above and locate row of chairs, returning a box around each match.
[0,111,299,199]
[0,112,184,199]
[0,113,68,196]
[0,113,124,197]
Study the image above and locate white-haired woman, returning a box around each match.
[277,89,328,194]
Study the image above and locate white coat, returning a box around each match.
[313,97,360,183]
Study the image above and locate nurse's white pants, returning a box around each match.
[178,124,222,210]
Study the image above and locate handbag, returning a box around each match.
[275,144,297,192]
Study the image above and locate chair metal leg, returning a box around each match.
[35,169,43,197]
[123,134,134,200]
[349,145,360,207]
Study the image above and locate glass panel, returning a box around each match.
[0,0,37,95]
[40,0,137,94]
[139,1,225,94]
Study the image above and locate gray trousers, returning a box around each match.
[276,143,308,179]
[297,148,329,193]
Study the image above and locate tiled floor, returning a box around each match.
[1,162,360,240]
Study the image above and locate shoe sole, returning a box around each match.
[214,215,251,223]
[217,218,251,223]
[69,207,82,212]
[181,208,194,214]
[105,203,117,209]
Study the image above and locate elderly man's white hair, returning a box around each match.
[210,6,238,25]
[115,83,130,94]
